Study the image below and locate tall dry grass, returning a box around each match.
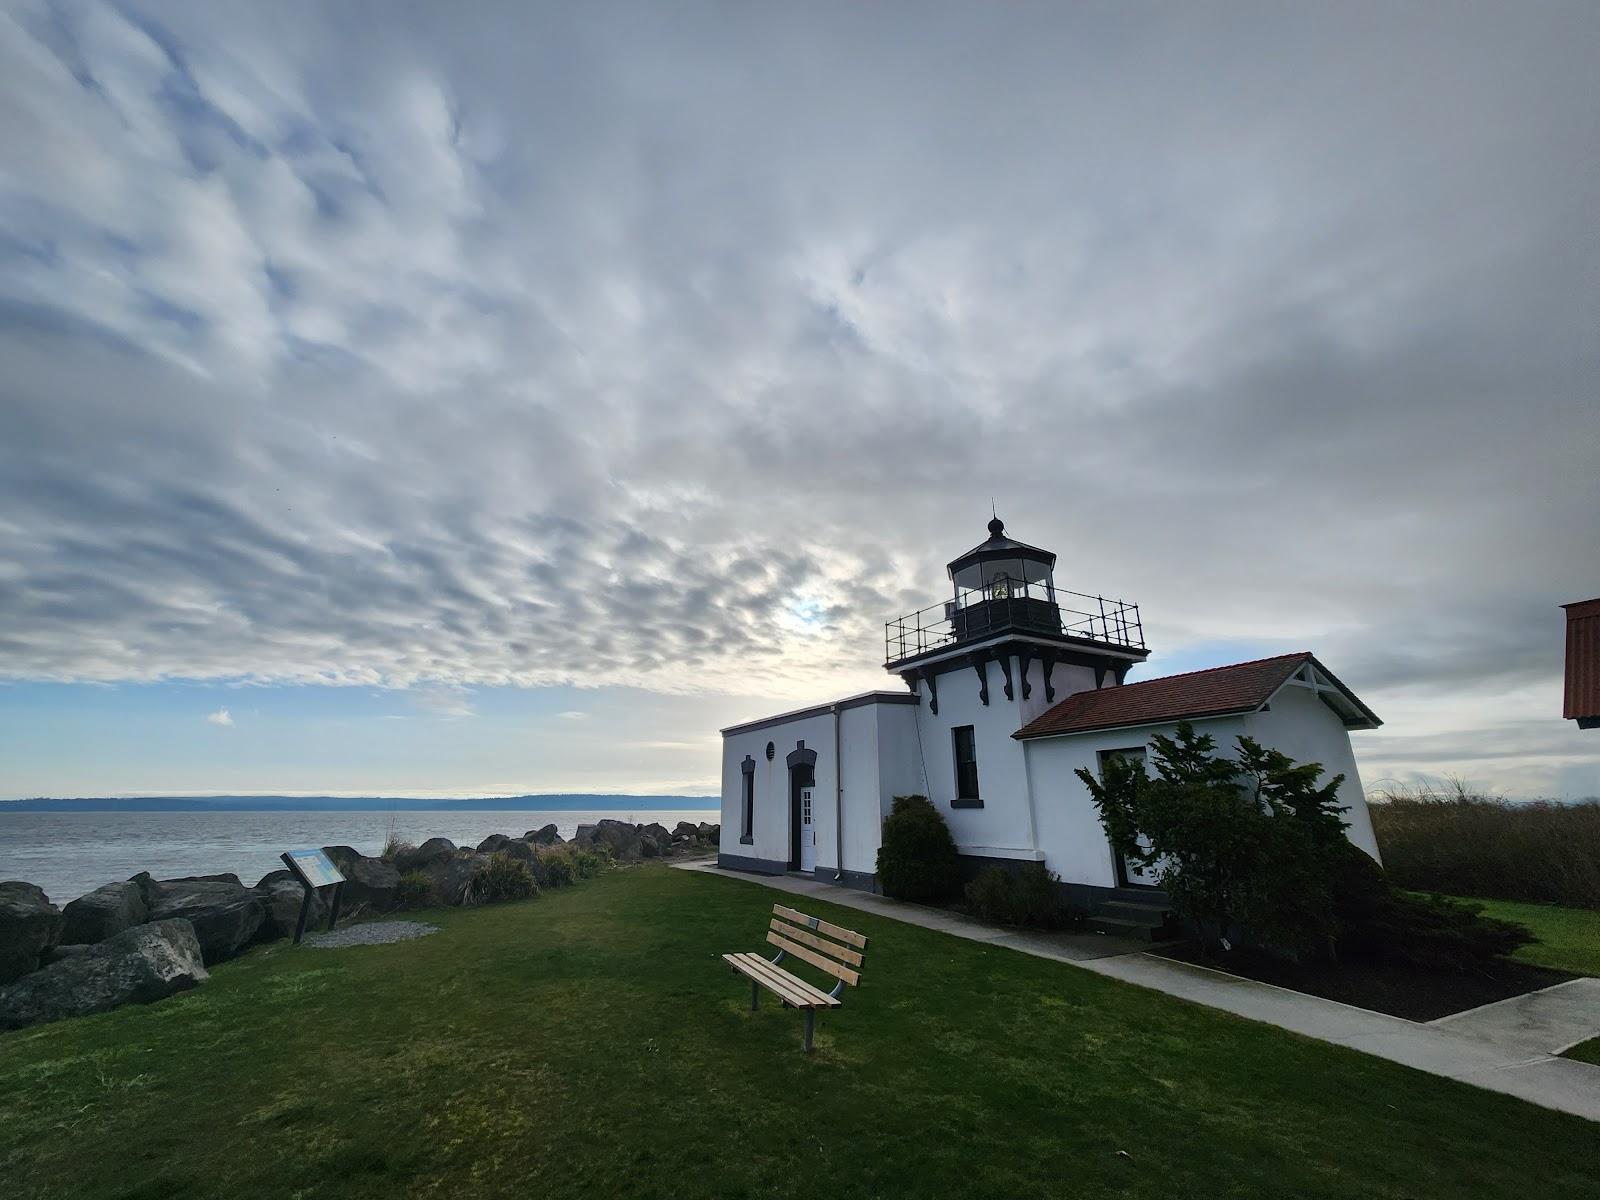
[1370,781,1600,909]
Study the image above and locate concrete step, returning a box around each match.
[1088,915,1176,942]
[1098,900,1172,928]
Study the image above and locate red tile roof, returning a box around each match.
[1014,652,1319,739]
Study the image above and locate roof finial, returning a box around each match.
[987,501,1004,537]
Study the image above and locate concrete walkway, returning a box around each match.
[676,861,1600,1121]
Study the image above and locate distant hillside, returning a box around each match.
[0,794,719,813]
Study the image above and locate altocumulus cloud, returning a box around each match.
[0,2,1596,794]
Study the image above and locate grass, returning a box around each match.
[1449,895,1600,977]
[2,866,1598,1200]
[1564,1037,1600,1066]
[1371,785,1600,909]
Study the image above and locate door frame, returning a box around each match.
[785,742,818,872]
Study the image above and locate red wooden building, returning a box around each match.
[1563,598,1600,729]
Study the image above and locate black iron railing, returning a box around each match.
[885,582,1144,666]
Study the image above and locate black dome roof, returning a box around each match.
[946,516,1057,577]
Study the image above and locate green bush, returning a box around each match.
[570,844,612,879]
[1370,785,1600,910]
[467,852,539,905]
[876,795,960,904]
[537,847,577,888]
[1078,723,1350,956]
[965,863,1072,928]
[1332,846,1534,970]
[395,870,435,909]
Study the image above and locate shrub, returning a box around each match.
[965,863,1072,928]
[1078,723,1350,956]
[395,870,435,909]
[876,795,961,903]
[1370,784,1600,910]
[467,852,539,905]
[537,847,577,888]
[382,835,416,863]
[571,844,612,879]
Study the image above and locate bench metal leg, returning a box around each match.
[751,979,760,1011]
[803,1009,815,1053]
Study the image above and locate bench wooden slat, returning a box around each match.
[766,930,862,986]
[772,904,867,949]
[769,918,865,968]
[724,952,838,1008]
[736,954,838,1008]
[724,953,813,1007]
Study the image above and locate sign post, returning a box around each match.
[280,849,347,945]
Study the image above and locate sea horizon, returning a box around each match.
[0,792,718,813]
[0,806,721,904]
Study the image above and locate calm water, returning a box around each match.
[0,809,718,904]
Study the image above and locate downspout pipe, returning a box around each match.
[833,702,845,882]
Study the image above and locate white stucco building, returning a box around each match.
[717,517,1383,924]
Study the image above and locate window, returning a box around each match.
[739,756,755,844]
[1098,746,1147,773]
[952,725,981,806]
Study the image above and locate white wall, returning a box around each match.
[718,697,928,877]
[1023,691,1381,889]
[1242,684,1383,863]
[719,710,834,867]
[909,653,1103,859]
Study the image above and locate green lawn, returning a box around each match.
[3,868,1598,1200]
[1453,895,1600,976]
[1565,1037,1600,1066]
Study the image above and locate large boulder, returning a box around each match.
[0,882,63,984]
[495,840,549,887]
[573,824,598,845]
[524,824,562,845]
[696,821,717,839]
[672,821,701,840]
[394,837,458,874]
[426,850,486,905]
[476,833,510,853]
[321,846,400,913]
[639,835,662,859]
[254,878,325,941]
[147,880,265,965]
[589,819,644,861]
[641,822,672,844]
[61,881,148,946]
[0,919,208,1031]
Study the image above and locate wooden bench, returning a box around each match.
[724,903,869,1052]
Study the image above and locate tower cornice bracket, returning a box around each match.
[996,653,1014,702]
[1017,648,1033,700]
[968,652,990,706]
[1040,649,1057,703]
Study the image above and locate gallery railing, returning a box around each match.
[885,582,1144,666]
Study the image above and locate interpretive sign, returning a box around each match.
[284,848,344,889]
[281,848,347,944]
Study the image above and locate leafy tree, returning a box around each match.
[1076,722,1350,956]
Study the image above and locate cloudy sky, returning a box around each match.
[1,1,1596,800]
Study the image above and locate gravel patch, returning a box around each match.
[302,920,439,949]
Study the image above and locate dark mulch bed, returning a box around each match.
[1153,942,1575,1021]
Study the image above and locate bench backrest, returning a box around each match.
[767,903,868,988]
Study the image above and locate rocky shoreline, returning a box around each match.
[0,818,718,1031]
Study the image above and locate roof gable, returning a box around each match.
[1013,652,1380,740]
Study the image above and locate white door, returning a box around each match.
[1120,834,1162,887]
[799,786,816,872]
